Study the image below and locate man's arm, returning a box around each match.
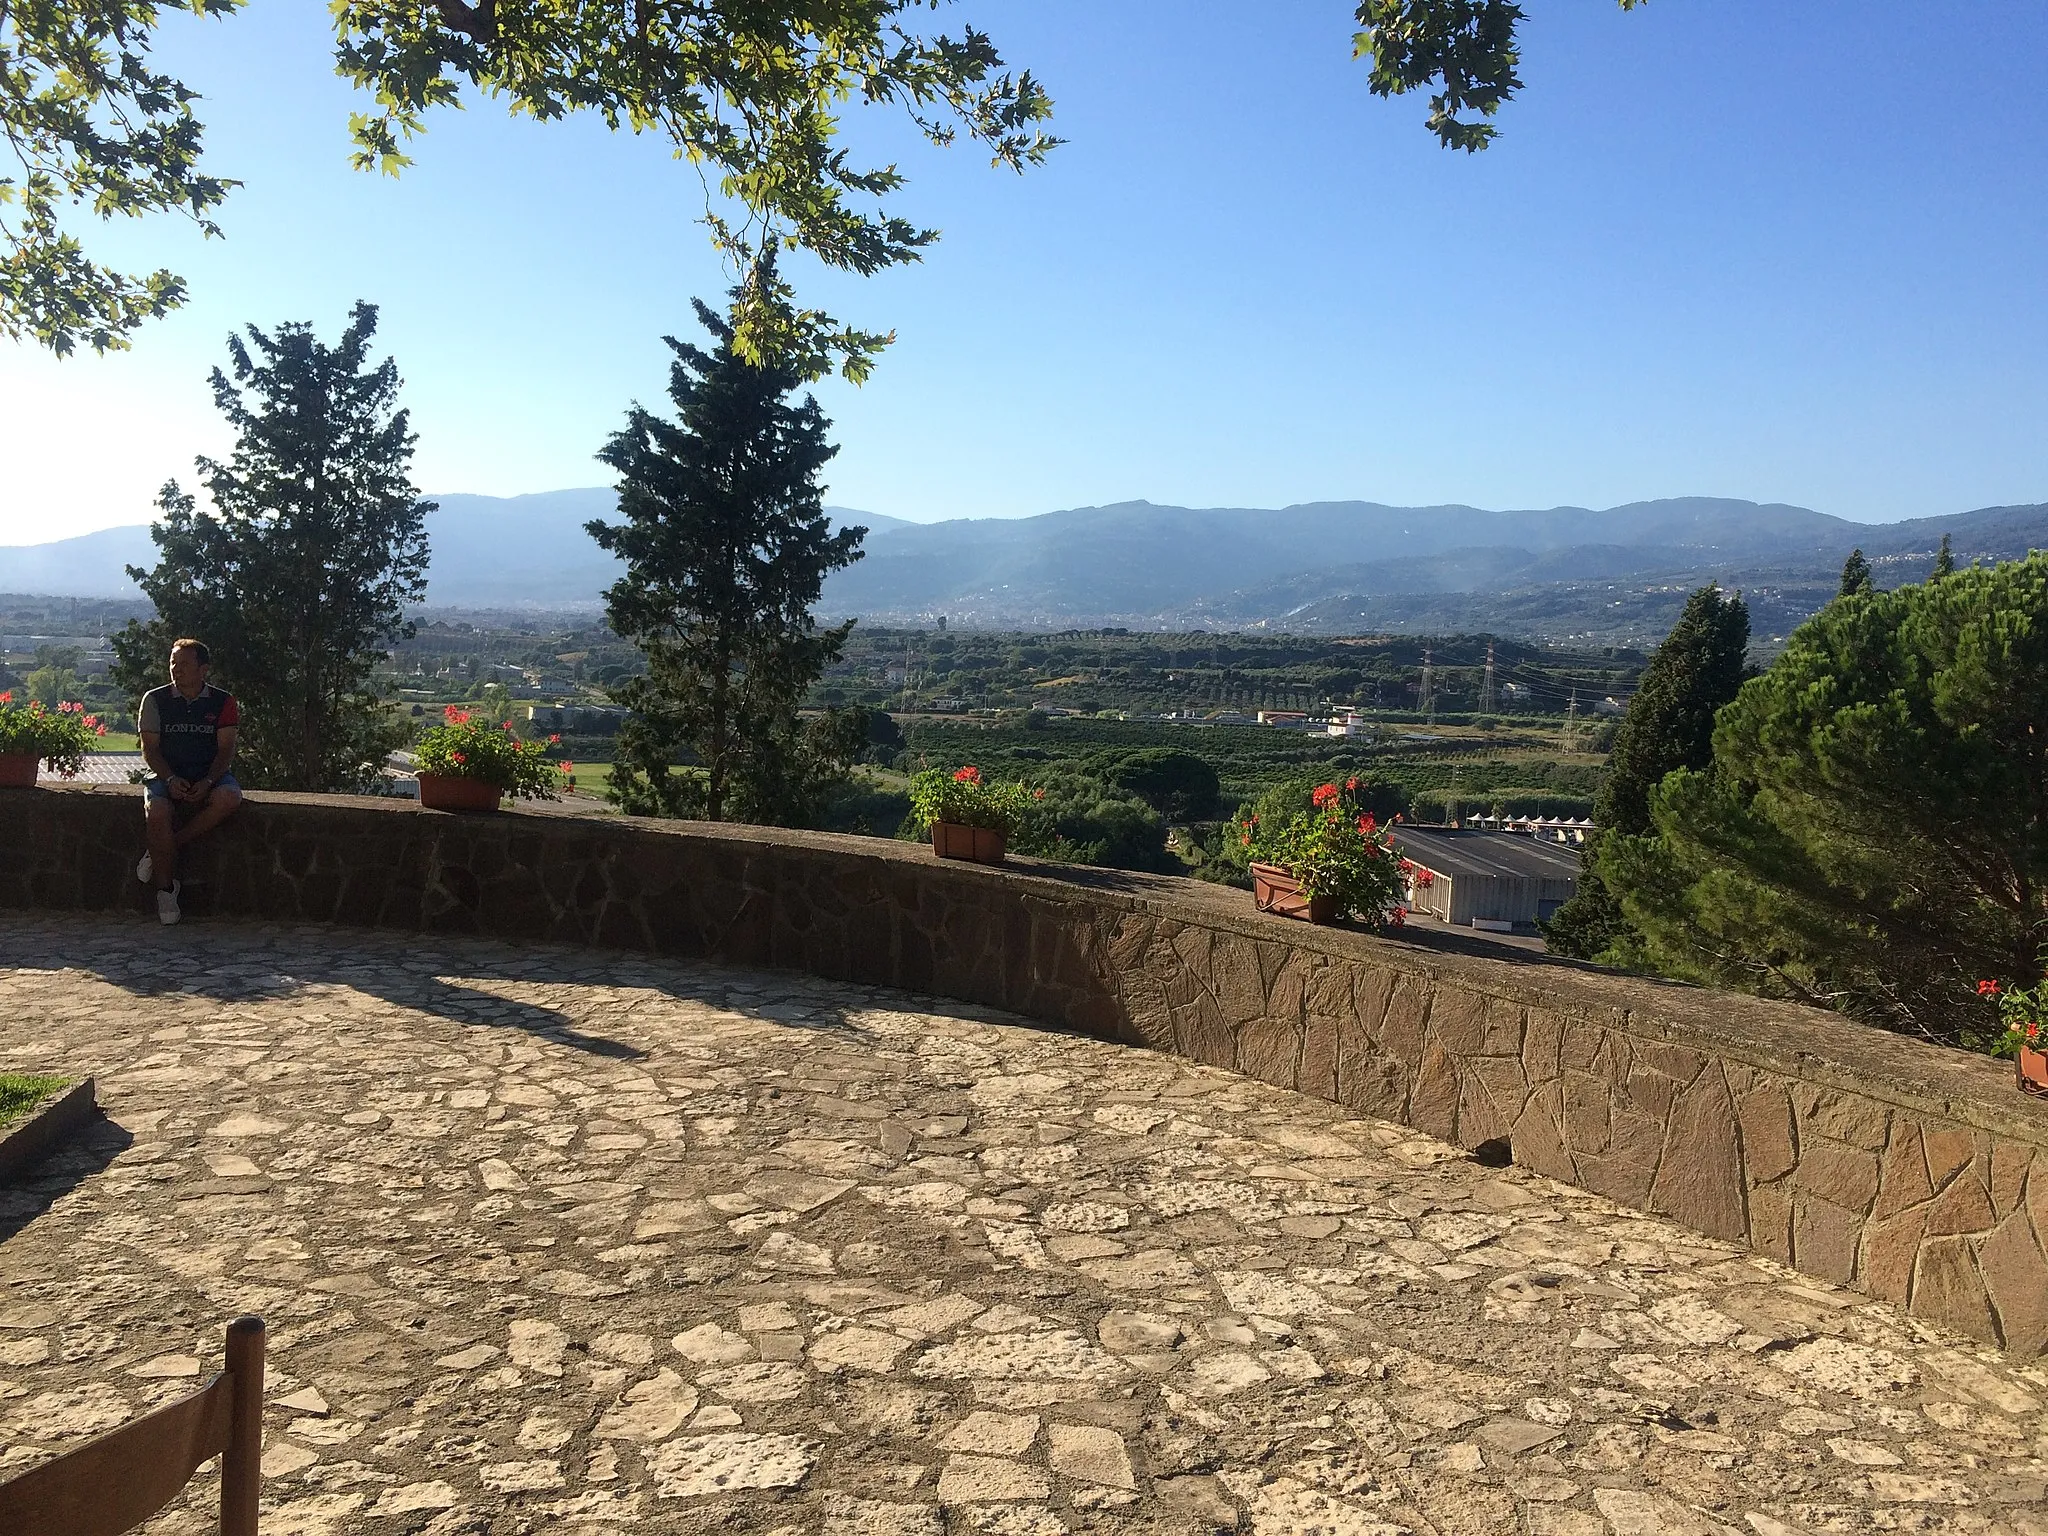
[139,730,179,789]
[137,692,185,795]
[196,727,237,798]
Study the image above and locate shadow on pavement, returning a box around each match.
[0,1113,133,1244]
[0,926,656,1061]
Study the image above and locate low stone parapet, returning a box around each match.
[8,785,2045,1354]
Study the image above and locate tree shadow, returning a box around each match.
[0,923,649,1061]
[0,1112,134,1244]
[342,973,652,1061]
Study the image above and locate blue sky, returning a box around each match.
[4,0,2046,542]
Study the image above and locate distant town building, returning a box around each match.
[1394,827,1581,931]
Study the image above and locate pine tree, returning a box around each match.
[589,260,867,824]
[1544,585,1750,959]
[1933,533,1954,578]
[1611,554,2048,1048]
[1839,547,1875,596]
[111,302,431,791]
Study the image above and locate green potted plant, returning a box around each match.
[412,706,573,811]
[908,765,1034,864]
[0,694,108,787]
[1979,977,2048,1097]
[1236,779,1424,927]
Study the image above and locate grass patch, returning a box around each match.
[0,1075,69,1132]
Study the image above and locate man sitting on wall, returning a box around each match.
[136,638,244,926]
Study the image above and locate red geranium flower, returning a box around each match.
[1345,777,1358,791]
[1979,980,2002,997]
[953,765,981,784]
[0,691,11,703]
[1311,783,1339,807]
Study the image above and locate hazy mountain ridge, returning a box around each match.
[4,491,2043,643]
[0,490,905,604]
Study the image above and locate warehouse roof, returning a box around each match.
[1393,826,1583,882]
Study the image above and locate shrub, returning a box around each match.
[1235,778,1419,928]
[0,694,107,776]
[413,706,571,799]
[1977,976,2045,1059]
[1107,748,1220,821]
[907,765,1036,835]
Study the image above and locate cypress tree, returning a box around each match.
[1544,585,1750,959]
[111,302,431,790]
[1839,548,1875,596]
[589,259,867,824]
[1932,533,1954,579]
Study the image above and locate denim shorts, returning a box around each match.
[143,772,241,804]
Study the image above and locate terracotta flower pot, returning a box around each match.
[1251,861,1338,925]
[932,821,1006,865]
[0,752,39,788]
[2019,1044,2048,1099]
[416,773,505,813]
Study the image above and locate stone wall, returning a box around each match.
[9,785,2047,1355]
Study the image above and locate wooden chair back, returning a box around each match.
[0,1316,263,1536]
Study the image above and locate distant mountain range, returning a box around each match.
[5,490,2044,644]
[0,491,909,607]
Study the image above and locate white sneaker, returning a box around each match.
[136,851,153,884]
[156,881,182,926]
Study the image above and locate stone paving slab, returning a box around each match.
[2,913,2046,1536]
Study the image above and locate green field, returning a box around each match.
[897,715,1605,818]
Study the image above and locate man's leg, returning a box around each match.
[145,796,178,890]
[174,784,243,847]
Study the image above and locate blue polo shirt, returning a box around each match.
[139,683,239,780]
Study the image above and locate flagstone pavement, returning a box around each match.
[3,912,2046,1536]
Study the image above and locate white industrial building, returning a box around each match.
[1394,827,1582,931]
